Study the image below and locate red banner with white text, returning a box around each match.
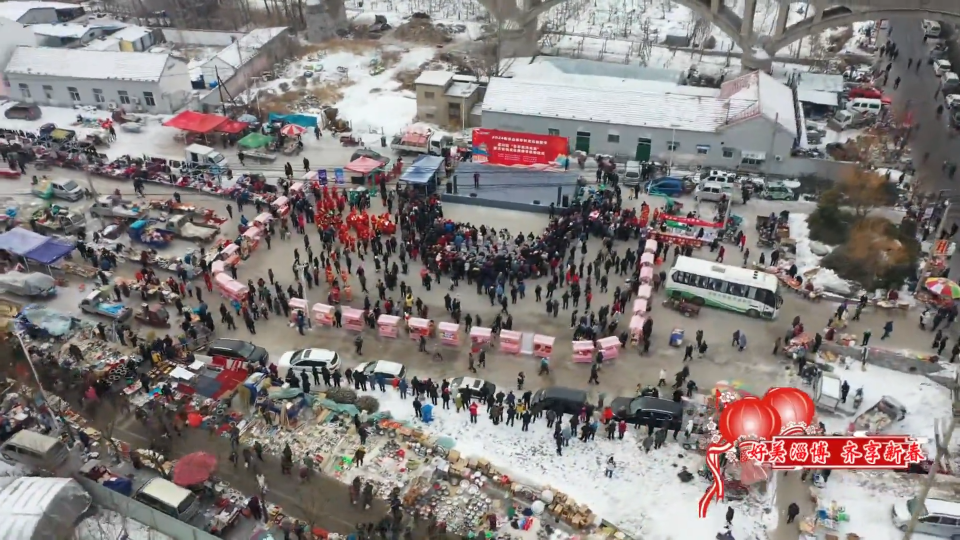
[471,128,569,166]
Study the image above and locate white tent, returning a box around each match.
[0,477,92,539]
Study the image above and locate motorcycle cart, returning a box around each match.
[135,303,171,328]
[663,297,701,317]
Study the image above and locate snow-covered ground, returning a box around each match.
[361,388,768,540]
[0,42,438,162]
[812,470,951,540]
[786,211,851,293]
[240,44,438,136]
[75,509,175,540]
[816,360,952,445]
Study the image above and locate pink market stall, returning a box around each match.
[500,330,521,354]
[572,340,594,363]
[378,314,400,337]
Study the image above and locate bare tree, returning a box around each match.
[636,18,652,66]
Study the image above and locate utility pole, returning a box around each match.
[902,372,960,540]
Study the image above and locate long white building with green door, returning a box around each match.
[480,61,800,175]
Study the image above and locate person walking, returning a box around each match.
[881,320,894,340]
[786,502,800,524]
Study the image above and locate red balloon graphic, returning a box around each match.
[718,397,781,443]
[762,387,815,428]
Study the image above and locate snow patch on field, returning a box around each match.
[363,388,768,540]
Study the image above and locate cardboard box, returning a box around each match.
[447,450,460,463]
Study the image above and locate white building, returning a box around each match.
[199,27,286,83]
[31,23,109,47]
[0,1,81,24]
[4,46,192,113]
[481,62,800,172]
[0,17,39,98]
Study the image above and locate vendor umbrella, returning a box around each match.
[924,277,960,299]
[280,124,307,137]
[172,452,218,486]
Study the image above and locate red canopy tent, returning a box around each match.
[217,120,249,134]
[345,157,384,175]
[163,111,229,134]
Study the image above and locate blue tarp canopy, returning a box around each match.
[400,155,444,184]
[25,238,74,265]
[268,113,318,129]
[0,228,47,256]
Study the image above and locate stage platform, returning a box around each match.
[441,162,581,214]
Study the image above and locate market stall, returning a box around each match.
[638,284,653,300]
[640,266,654,284]
[343,307,364,331]
[597,336,621,360]
[312,303,334,326]
[630,315,646,344]
[572,340,595,362]
[288,298,308,321]
[214,273,247,301]
[633,298,648,314]
[640,252,655,267]
[378,314,400,337]
[500,330,521,354]
[470,326,492,352]
[644,239,658,254]
[408,317,431,340]
[533,334,555,359]
[271,196,290,218]
[344,156,384,186]
[438,322,460,346]
[220,244,241,267]
[253,212,273,228]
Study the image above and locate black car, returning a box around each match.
[610,396,684,431]
[530,387,588,416]
[449,377,496,401]
[4,103,40,121]
[205,338,269,367]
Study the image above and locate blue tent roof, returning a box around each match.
[25,238,75,265]
[0,228,47,256]
[399,155,444,184]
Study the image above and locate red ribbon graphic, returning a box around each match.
[698,441,733,518]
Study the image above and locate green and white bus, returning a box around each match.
[664,256,780,319]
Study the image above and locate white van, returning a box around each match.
[846,98,883,115]
[0,430,79,476]
[696,181,735,203]
[924,20,942,38]
[134,478,201,522]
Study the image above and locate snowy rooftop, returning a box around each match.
[793,72,845,94]
[482,76,753,133]
[111,25,151,42]
[211,27,286,69]
[501,56,685,84]
[0,1,75,22]
[720,71,799,137]
[84,37,120,51]
[5,47,172,82]
[415,70,454,87]
[31,23,98,38]
[445,82,478,98]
